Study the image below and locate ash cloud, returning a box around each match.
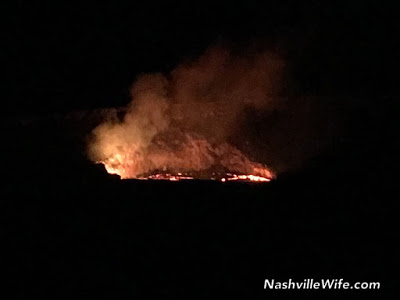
[88,44,339,177]
[169,46,285,142]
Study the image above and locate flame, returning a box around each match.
[102,153,126,177]
[224,174,271,182]
[98,148,274,182]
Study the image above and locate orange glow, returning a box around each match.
[225,174,271,182]
[99,152,274,182]
[87,46,283,184]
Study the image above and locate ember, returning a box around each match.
[99,149,274,182]
[96,134,275,182]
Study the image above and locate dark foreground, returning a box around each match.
[3,170,397,298]
[2,103,397,299]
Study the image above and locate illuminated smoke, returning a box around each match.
[87,45,285,179]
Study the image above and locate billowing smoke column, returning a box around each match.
[88,46,285,180]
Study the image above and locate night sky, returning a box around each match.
[2,1,396,115]
[2,1,398,298]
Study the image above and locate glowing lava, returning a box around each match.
[99,152,274,182]
[223,174,271,182]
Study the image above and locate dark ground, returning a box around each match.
[2,95,397,298]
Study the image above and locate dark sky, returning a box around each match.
[2,1,396,115]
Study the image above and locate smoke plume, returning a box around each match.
[87,45,305,179]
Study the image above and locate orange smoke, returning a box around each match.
[87,46,284,181]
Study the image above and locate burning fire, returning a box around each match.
[97,138,275,182]
[88,46,282,183]
[101,158,273,182]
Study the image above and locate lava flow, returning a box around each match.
[101,161,273,182]
[97,138,275,182]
